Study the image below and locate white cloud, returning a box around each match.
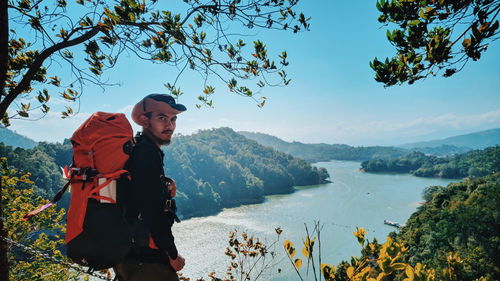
[10,111,92,142]
[117,104,134,115]
[171,109,500,145]
[304,109,500,145]
[6,108,500,146]
[8,104,140,143]
[373,109,500,135]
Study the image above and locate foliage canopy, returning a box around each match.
[399,172,500,280]
[1,157,79,281]
[371,0,499,86]
[0,0,310,126]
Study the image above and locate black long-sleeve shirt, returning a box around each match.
[126,134,178,260]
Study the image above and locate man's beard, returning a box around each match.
[154,139,171,145]
[144,130,172,146]
[153,133,172,146]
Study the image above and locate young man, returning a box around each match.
[114,94,186,281]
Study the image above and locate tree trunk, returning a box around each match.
[0,1,10,279]
[0,0,8,98]
[0,178,8,280]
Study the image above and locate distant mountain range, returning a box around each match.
[239,128,500,162]
[0,127,38,149]
[2,126,498,163]
[400,128,500,149]
[238,131,407,162]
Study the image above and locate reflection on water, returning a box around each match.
[173,161,455,280]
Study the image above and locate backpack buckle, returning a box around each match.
[70,167,98,182]
[166,199,173,208]
[164,199,180,223]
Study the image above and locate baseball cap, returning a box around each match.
[131,94,186,126]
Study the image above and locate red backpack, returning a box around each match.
[25,112,136,269]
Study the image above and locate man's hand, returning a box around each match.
[169,254,185,271]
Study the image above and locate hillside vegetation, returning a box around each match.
[165,128,329,217]
[361,146,500,178]
[0,127,329,218]
[408,144,471,156]
[396,172,500,280]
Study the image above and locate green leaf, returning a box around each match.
[18,111,29,118]
[386,30,393,41]
[392,263,407,271]
[409,19,420,26]
[49,76,61,87]
[104,8,120,23]
[62,50,73,59]
[41,104,50,113]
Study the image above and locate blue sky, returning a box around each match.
[9,0,500,145]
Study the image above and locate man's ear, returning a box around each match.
[139,115,149,128]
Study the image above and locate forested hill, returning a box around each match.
[0,127,329,218]
[165,128,329,217]
[361,146,500,179]
[396,172,500,280]
[239,131,407,162]
[0,127,38,149]
[400,127,500,149]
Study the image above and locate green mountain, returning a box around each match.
[400,127,500,149]
[361,146,500,179]
[1,127,329,218]
[408,144,472,156]
[397,172,500,280]
[238,131,407,162]
[166,128,330,217]
[0,141,71,200]
[0,127,38,149]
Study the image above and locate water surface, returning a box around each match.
[173,161,455,280]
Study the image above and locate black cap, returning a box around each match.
[143,94,187,112]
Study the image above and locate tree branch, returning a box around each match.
[450,3,500,47]
[0,1,9,278]
[181,4,220,26]
[0,0,8,101]
[0,26,101,119]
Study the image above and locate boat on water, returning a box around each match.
[384,219,405,228]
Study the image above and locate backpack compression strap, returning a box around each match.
[22,180,71,221]
[88,169,129,203]
[22,166,84,221]
[22,168,128,220]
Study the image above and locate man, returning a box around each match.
[114,94,186,281]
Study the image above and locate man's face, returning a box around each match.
[143,110,178,146]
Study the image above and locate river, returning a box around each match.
[172,161,456,280]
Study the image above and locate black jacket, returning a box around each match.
[125,133,178,261]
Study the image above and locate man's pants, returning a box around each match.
[114,257,179,281]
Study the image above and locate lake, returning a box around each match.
[172,161,456,280]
